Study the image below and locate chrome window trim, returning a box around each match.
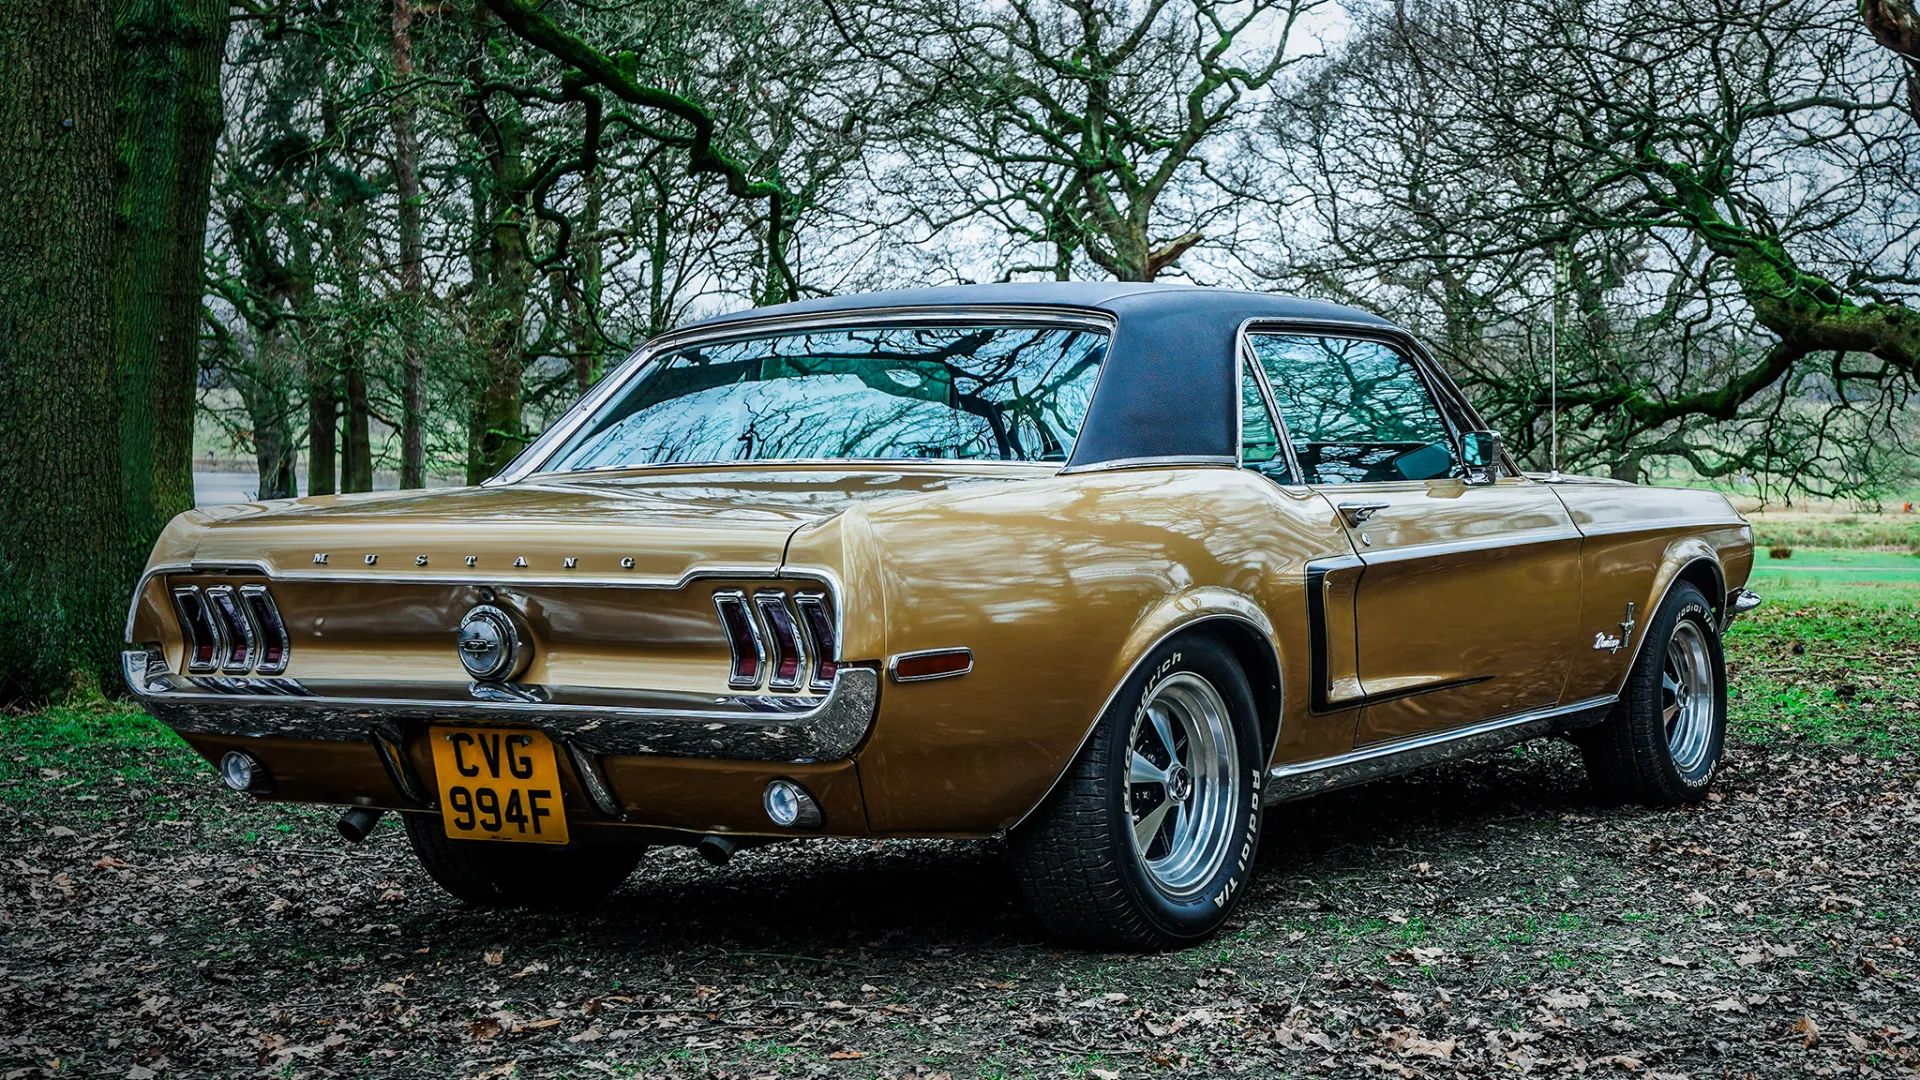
[886,646,975,683]
[1235,317,1503,487]
[492,305,1119,487]
[1237,330,1306,485]
[1057,454,1236,475]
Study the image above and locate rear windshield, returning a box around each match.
[541,323,1109,470]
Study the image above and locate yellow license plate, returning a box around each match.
[429,726,569,844]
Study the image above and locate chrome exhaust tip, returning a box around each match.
[763,779,822,829]
[336,807,384,844]
[219,750,273,795]
[697,833,739,865]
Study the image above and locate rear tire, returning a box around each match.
[1578,580,1727,806]
[402,812,643,910]
[1012,631,1265,950]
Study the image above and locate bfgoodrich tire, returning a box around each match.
[1012,630,1266,950]
[402,812,643,910]
[1578,580,1728,807]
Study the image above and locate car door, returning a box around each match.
[1245,329,1585,745]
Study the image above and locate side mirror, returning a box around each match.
[1461,429,1503,484]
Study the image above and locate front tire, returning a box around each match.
[1578,580,1727,806]
[1012,631,1265,950]
[402,812,643,910]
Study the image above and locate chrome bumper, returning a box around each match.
[123,648,880,763]
[1726,587,1762,628]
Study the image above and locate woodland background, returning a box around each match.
[3,0,1920,701]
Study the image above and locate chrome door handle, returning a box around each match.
[1335,501,1389,527]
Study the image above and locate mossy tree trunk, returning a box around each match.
[114,0,229,562]
[0,0,125,700]
[0,0,226,700]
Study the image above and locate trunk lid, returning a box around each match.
[186,463,1040,581]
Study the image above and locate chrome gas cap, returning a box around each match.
[456,604,527,682]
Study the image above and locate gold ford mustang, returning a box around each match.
[125,283,1758,948]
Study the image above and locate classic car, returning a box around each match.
[124,282,1760,949]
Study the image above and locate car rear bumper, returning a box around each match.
[124,648,879,763]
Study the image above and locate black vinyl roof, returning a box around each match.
[684,283,1400,469]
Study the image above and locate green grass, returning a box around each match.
[0,703,195,806]
[1726,587,1920,754]
[1745,546,1920,603]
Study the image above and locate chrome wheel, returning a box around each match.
[1663,619,1715,772]
[1125,672,1241,898]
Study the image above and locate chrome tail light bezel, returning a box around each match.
[170,581,290,678]
[172,585,224,674]
[203,584,257,674]
[753,590,808,691]
[713,590,767,690]
[240,584,290,675]
[792,592,839,692]
[715,586,840,694]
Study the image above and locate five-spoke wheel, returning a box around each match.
[1125,672,1240,899]
[1013,631,1265,949]
[1578,580,1727,806]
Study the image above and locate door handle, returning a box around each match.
[1335,501,1389,527]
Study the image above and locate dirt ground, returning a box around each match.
[6,606,1919,1079]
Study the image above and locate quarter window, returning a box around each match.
[1247,334,1459,485]
[1239,365,1283,468]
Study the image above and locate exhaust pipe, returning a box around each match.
[697,833,738,865]
[336,807,385,844]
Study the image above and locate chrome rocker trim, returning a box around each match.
[124,648,880,763]
[1265,694,1617,804]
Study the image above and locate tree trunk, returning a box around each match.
[0,0,124,699]
[392,0,427,487]
[308,358,337,496]
[462,13,530,484]
[336,201,372,493]
[113,0,230,572]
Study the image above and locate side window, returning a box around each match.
[1239,364,1283,468]
[1248,334,1459,485]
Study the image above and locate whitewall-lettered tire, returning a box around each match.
[1012,630,1266,949]
[1578,580,1728,806]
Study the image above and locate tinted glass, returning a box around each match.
[544,324,1108,470]
[1248,334,1459,484]
[1240,365,1282,466]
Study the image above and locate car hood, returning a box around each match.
[176,463,1051,583]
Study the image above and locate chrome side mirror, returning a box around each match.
[1461,429,1503,485]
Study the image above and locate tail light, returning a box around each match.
[203,585,256,673]
[241,584,290,675]
[713,591,765,689]
[715,588,838,693]
[172,586,223,674]
[753,591,807,691]
[172,582,290,677]
[793,593,838,691]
